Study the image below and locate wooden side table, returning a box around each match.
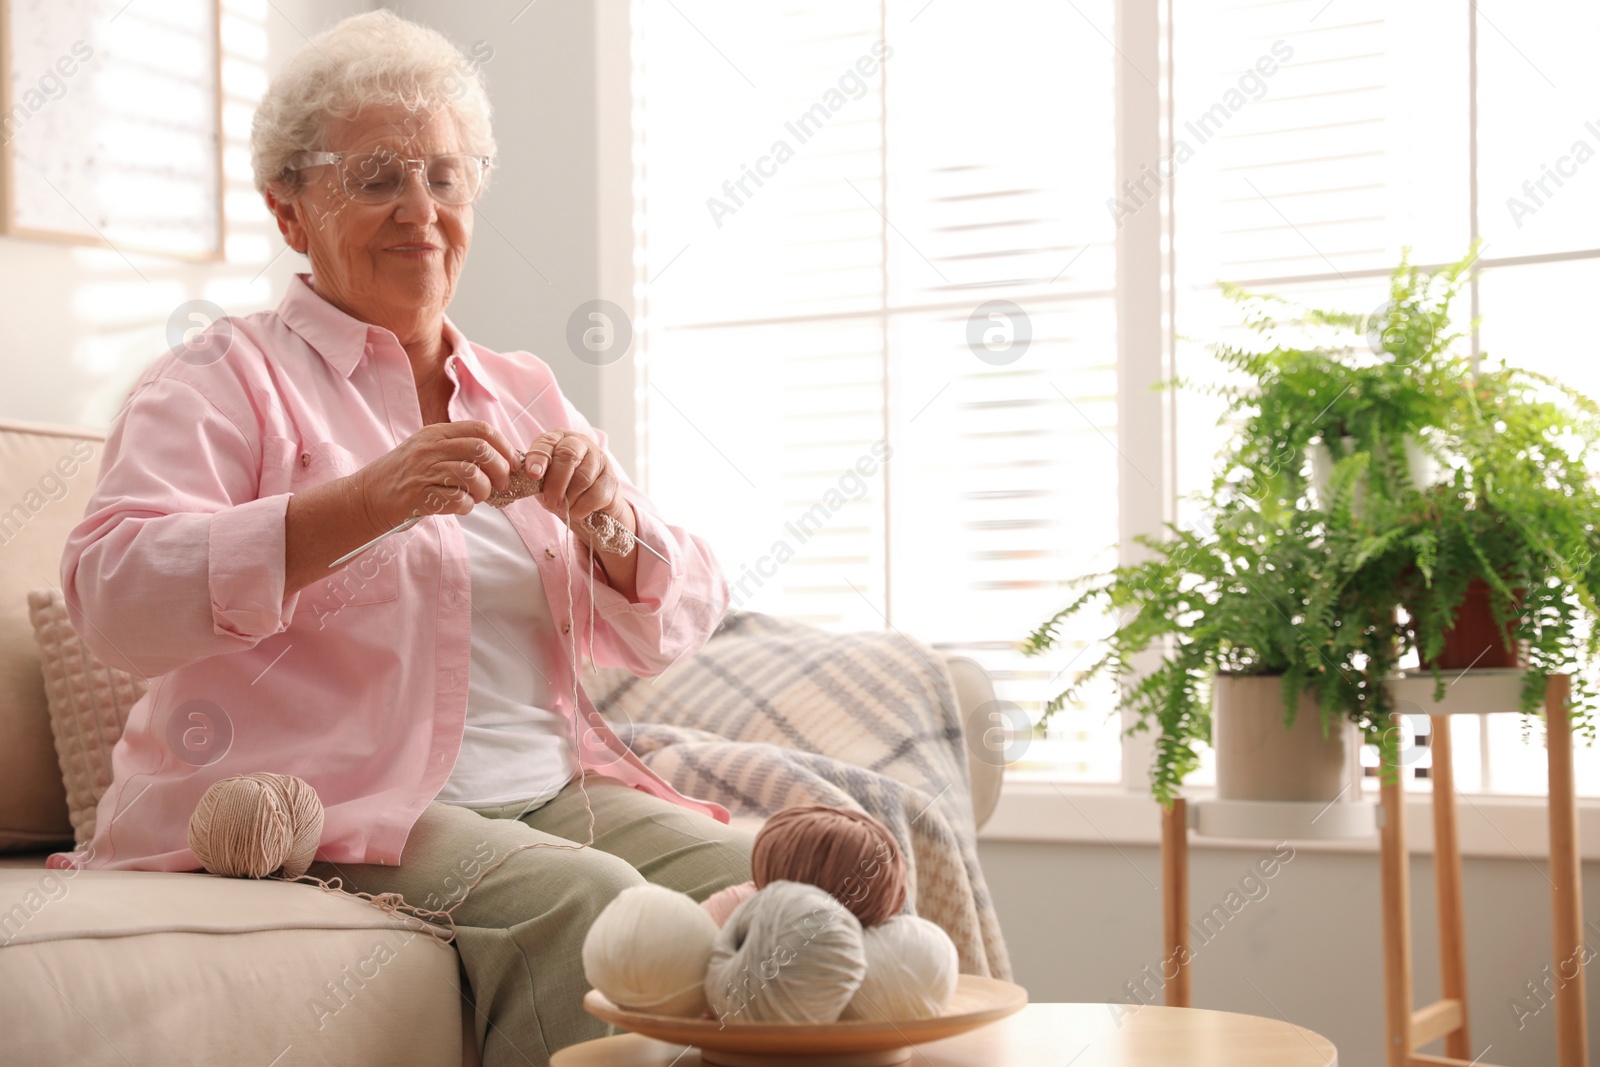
[550,1003,1338,1065]
[1158,670,1588,1067]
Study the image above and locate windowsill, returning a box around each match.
[979,778,1600,862]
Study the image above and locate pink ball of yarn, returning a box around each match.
[188,772,324,880]
[750,805,907,927]
[701,880,757,928]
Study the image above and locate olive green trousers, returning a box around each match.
[305,774,754,1067]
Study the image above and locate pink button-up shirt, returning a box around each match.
[48,274,731,873]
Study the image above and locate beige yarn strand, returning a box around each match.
[437,493,603,915]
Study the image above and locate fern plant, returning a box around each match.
[1025,248,1600,804]
[1400,364,1600,728]
[1027,505,1393,804]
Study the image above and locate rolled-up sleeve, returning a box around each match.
[61,375,299,678]
[208,493,296,638]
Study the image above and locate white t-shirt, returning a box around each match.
[435,504,580,808]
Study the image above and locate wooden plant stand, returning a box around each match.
[1379,671,1586,1067]
[1159,670,1588,1067]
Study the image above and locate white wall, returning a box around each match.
[978,837,1600,1066]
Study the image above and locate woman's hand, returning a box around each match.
[520,429,624,526]
[285,422,516,597]
[521,429,644,600]
[349,420,518,533]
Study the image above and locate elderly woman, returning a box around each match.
[49,10,752,1064]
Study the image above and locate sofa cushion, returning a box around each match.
[0,419,106,852]
[0,862,466,1066]
[27,588,146,847]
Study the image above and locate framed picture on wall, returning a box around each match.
[0,0,223,259]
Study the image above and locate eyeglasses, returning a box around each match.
[286,149,492,206]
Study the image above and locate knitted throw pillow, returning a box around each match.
[26,588,147,847]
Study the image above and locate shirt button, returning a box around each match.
[562,622,571,634]
[545,548,556,559]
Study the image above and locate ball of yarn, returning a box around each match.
[188,772,324,880]
[840,915,959,1022]
[583,884,719,1017]
[751,806,907,927]
[701,880,758,928]
[704,879,867,1025]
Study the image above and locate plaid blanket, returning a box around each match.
[581,610,1013,981]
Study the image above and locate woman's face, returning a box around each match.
[269,104,474,340]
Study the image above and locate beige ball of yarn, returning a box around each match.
[188,772,324,880]
[583,884,719,1017]
[701,880,758,928]
[840,914,959,1022]
[704,879,867,1025]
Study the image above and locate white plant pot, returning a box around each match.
[1213,674,1357,803]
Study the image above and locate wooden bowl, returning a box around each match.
[583,974,1028,1066]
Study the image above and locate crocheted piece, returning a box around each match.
[484,460,543,510]
[487,454,636,555]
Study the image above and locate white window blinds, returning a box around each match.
[631,0,1124,780]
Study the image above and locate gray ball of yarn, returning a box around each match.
[703,879,867,1025]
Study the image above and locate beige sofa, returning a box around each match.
[0,416,1001,1066]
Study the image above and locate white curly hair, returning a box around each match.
[250,10,496,196]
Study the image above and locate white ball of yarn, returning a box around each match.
[582,884,719,1017]
[704,879,867,1025]
[841,914,959,1021]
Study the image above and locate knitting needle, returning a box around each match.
[328,509,670,568]
[618,522,672,565]
[566,509,672,566]
[329,515,422,568]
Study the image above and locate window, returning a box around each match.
[630,0,1126,781]
[628,0,1600,795]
